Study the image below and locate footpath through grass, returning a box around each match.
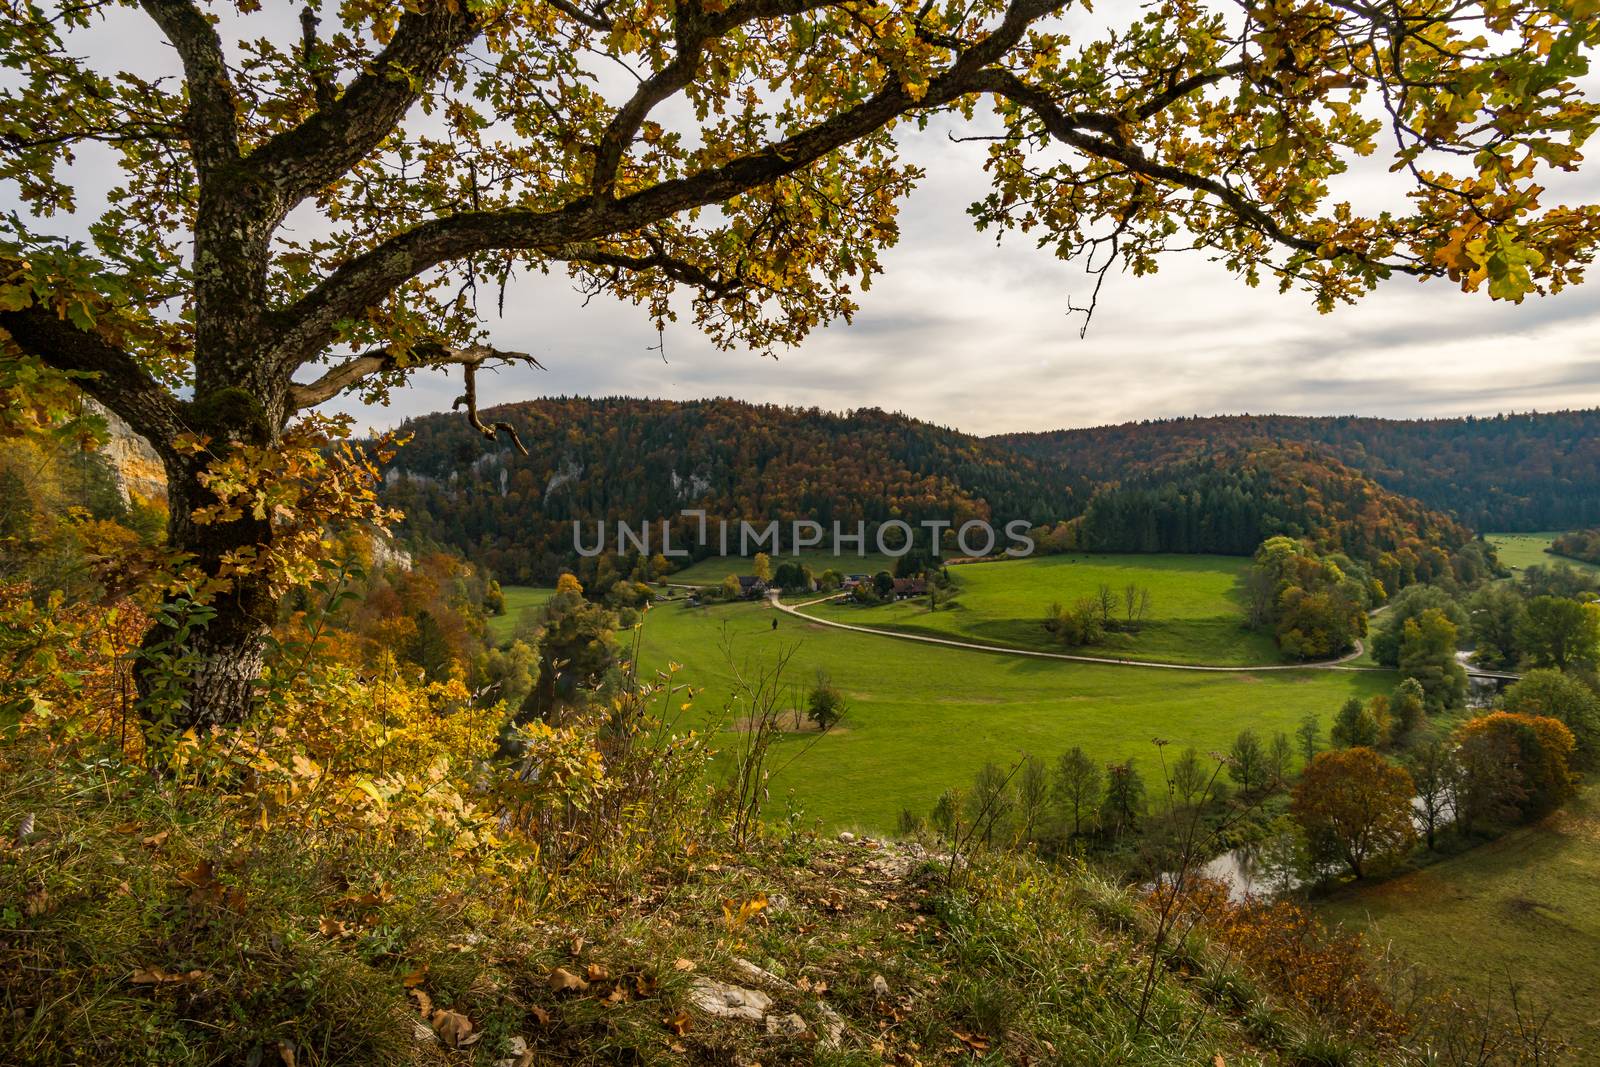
[1318,788,1600,1056]
[808,553,1284,667]
[635,598,1392,831]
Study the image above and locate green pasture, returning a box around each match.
[1486,531,1600,576]
[488,585,555,643]
[667,549,898,586]
[1319,788,1600,1056]
[806,553,1283,666]
[632,597,1393,831]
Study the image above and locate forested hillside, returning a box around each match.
[381,398,1089,583]
[999,411,1600,531]
[1058,445,1486,587]
[379,398,1514,583]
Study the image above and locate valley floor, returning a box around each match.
[1318,788,1600,1058]
[631,598,1389,830]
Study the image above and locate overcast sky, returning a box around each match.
[9,5,1600,439]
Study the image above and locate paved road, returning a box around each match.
[770,592,1520,681]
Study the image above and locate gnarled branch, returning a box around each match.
[251,5,481,209]
[264,0,1066,374]
[138,0,240,174]
[290,341,542,455]
[0,304,189,457]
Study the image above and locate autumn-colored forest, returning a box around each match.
[381,398,1502,583]
[1001,411,1600,532]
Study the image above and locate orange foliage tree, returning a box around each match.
[1291,747,1415,879]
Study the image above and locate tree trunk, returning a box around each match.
[137,446,278,732]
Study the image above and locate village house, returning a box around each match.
[890,578,927,600]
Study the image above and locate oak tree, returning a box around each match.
[4,0,1599,726]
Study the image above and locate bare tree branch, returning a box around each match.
[288,340,543,411]
[452,353,533,455]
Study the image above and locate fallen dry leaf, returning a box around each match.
[130,966,205,985]
[586,963,609,982]
[401,964,428,988]
[530,1004,551,1026]
[953,1029,991,1053]
[673,958,695,972]
[548,968,590,993]
[178,861,215,889]
[140,830,169,849]
[410,988,433,1017]
[430,1008,479,1048]
[663,1012,692,1037]
[317,916,353,939]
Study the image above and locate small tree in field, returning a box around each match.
[1052,746,1101,838]
[1228,729,1268,796]
[1100,760,1146,839]
[1291,748,1416,879]
[5,0,1598,729]
[1406,737,1458,851]
[1295,714,1322,763]
[805,670,847,732]
[1331,697,1383,749]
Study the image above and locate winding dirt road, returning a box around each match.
[767,592,1520,680]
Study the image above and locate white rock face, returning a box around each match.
[545,458,583,495]
[86,400,166,503]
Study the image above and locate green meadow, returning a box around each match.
[631,597,1392,831]
[487,584,555,643]
[668,549,897,586]
[1486,531,1600,575]
[1319,788,1600,1055]
[806,553,1284,666]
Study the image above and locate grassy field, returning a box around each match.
[668,550,898,586]
[1319,788,1600,1056]
[805,553,1283,666]
[487,584,555,643]
[1486,531,1600,575]
[633,597,1392,830]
